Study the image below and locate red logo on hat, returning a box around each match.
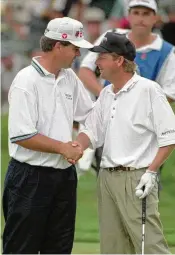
[62,33,67,39]
[75,31,79,37]
[75,30,83,38]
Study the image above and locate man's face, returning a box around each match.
[58,43,81,68]
[95,53,119,80]
[1,56,13,70]
[128,7,157,35]
[87,21,101,39]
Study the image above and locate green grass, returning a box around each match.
[1,114,175,253]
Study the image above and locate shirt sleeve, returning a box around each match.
[8,85,38,143]
[150,91,175,147]
[156,48,175,100]
[80,95,104,149]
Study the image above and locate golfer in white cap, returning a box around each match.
[2,17,94,254]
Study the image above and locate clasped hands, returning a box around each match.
[61,141,83,164]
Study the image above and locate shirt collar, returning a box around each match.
[107,72,140,95]
[31,56,66,83]
[31,56,53,76]
[126,32,162,52]
[136,34,162,52]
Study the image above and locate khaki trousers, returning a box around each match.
[97,168,170,254]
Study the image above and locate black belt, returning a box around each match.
[104,166,137,172]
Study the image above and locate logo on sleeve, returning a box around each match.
[161,129,175,136]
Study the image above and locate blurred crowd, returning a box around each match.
[1,0,175,113]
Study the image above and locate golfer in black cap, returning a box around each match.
[70,32,175,254]
[90,32,136,61]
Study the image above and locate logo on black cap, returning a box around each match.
[102,37,107,43]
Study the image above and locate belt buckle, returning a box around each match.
[117,166,123,172]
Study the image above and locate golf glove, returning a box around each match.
[135,170,158,199]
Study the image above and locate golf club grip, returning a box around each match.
[142,197,146,224]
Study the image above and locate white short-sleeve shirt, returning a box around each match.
[8,57,94,169]
[81,73,175,169]
[81,29,175,100]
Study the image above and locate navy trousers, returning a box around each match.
[3,158,77,254]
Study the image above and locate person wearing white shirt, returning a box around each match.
[2,17,94,254]
[71,32,175,254]
[78,0,175,176]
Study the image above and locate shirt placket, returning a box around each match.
[46,77,58,135]
[110,94,118,120]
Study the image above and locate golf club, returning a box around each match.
[141,187,146,255]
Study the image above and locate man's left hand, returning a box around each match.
[135,170,158,199]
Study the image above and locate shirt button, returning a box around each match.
[113,107,115,110]
[111,116,114,118]
[114,98,117,100]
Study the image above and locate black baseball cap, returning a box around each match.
[90,32,136,61]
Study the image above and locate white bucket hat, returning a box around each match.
[44,17,93,49]
[129,0,158,13]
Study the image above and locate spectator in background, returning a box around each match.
[1,43,30,114]
[1,46,15,113]
[72,6,105,71]
[109,0,130,29]
[84,7,106,43]
[2,0,35,79]
[88,0,116,19]
[3,0,33,40]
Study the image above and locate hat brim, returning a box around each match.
[129,3,157,13]
[89,45,110,53]
[70,39,94,49]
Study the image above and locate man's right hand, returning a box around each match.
[60,142,83,163]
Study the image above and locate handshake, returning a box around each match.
[60,141,83,164]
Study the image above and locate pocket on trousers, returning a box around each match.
[9,165,39,200]
[4,160,18,188]
[147,182,159,205]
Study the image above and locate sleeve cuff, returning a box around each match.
[159,139,175,147]
[162,90,175,101]
[10,131,38,143]
[80,64,96,72]
[80,130,96,150]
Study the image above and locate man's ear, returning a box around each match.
[115,56,124,67]
[54,42,61,51]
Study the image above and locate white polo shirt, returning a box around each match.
[8,57,94,169]
[81,29,175,100]
[81,73,175,169]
